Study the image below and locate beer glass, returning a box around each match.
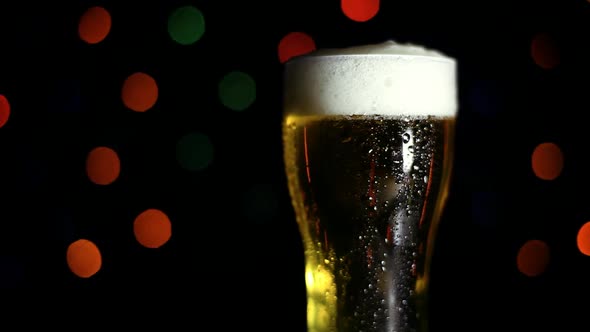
[282,41,457,332]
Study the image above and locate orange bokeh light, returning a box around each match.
[134,209,172,249]
[86,146,121,185]
[121,72,159,112]
[517,239,550,277]
[0,94,10,128]
[78,6,112,44]
[341,0,380,22]
[278,32,316,64]
[67,239,102,278]
[531,33,560,70]
[531,142,563,181]
[577,222,590,256]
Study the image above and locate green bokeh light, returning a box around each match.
[176,132,213,171]
[218,71,256,111]
[168,6,205,45]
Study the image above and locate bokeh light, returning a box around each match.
[78,6,112,44]
[168,5,205,45]
[278,32,316,64]
[176,132,214,171]
[219,71,256,111]
[517,239,550,277]
[134,209,172,249]
[86,146,121,185]
[67,239,102,278]
[121,72,158,112]
[531,142,563,181]
[341,0,380,22]
[577,222,590,256]
[0,94,10,128]
[531,33,560,69]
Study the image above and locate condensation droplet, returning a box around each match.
[402,132,410,143]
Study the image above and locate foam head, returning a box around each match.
[283,40,457,117]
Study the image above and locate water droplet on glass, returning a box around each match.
[402,133,410,143]
[413,165,419,170]
[424,176,428,183]
[408,146,414,153]
[402,300,407,305]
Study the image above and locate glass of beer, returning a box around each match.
[282,40,457,332]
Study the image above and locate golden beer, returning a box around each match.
[282,41,457,332]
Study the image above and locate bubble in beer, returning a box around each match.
[341,0,380,22]
[176,132,214,171]
[218,71,256,111]
[278,32,316,64]
[168,5,205,45]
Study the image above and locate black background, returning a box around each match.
[0,0,589,330]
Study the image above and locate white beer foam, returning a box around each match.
[284,40,457,117]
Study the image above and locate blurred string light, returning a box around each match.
[577,222,590,256]
[121,72,159,112]
[518,142,562,277]
[517,239,550,277]
[86,146,121,186]
[531,32,560,70]
[67,239,102,278]
[341,0,380,22]
[168,5,205,45]
[176,132,214,171]
[78,6,111,44]
[0,94,10,128]
[134,209,172,249]
[278,32,316,64]
[218,71,256,111]
[531,142,563,181]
